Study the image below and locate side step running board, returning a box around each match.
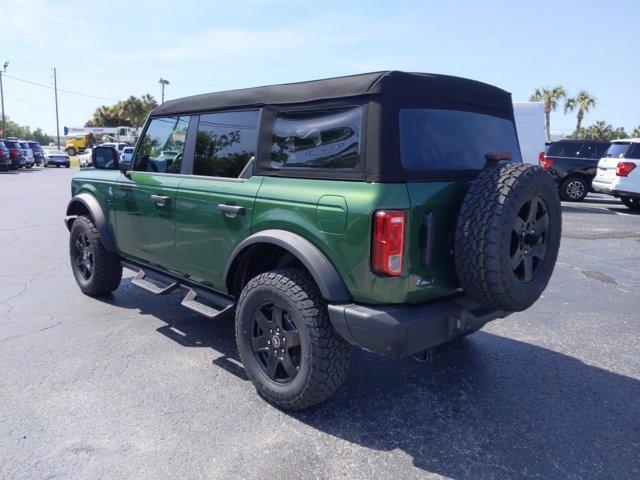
[181,289,234,319]
[131,269,179,294]
[123,261,235,320]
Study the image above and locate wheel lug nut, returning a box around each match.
[276,328,280,332]
[281,349,285,354]
[267,340,271,345]
[269,329,273,334]
[282,337,286,343]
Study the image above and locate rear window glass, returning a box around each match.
[604,143,631,159]
[269,107,362,170]
[0,141,6,149]
[4,141,19,148]
[399,109,522,171]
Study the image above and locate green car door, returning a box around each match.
[114,115,191,270]
[173,110,262,291]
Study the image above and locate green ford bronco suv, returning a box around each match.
[66,71,561,410]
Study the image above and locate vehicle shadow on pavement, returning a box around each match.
[296,334,640,479]
[104,279,639,479]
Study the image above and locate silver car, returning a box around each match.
[43,149,70,168]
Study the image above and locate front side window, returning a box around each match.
[400,109,522,172]
[133,116,190,173]
[269,107,362,170]
[193,110,259,178]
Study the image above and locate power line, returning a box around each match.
[0,36,51,75]
[4,92,52,111]
[3,73,120,102]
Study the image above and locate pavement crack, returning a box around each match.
[0,322,62,343]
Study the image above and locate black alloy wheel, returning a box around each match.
[250,302,301,383]
[510,196,550,283]
[73,232,94,281]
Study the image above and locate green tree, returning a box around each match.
[576,121,628,141]
[86,94,158,127]
[530,86,567,141]
[632,126,640,138]
[2,117,53,143]
[564,90,597,137]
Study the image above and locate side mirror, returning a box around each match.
[92,146,119,170]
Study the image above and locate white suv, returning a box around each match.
[592,138,640,211]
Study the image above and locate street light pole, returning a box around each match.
[53,67,60,149]
[158,78,169,103]
[0,61,8,138]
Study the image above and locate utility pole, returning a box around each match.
[0,61,8,138]
[53,67,60,149]
[158,78,169,103]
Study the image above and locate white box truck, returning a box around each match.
[513,102,546,165]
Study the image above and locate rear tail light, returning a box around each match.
[372,210,406,276]
[539,153,553,170]
[616,162,636,177]
[9,149,18,158]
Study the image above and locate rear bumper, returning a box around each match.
[328,294,507,357]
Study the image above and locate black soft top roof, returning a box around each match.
[152,71,513,116]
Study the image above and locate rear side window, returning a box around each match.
[193,110,259,178]
[269,107,362,170]
[400,109,522,171]
[629,144,640,159]
[133,116,190,173]
[546,141,591,157]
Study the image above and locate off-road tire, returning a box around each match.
[621,196,640,211]
[559,174,588,201]
[69,215,122,296]
[236,268,349,410]
[66,147,76,157]
[455,163,562,312]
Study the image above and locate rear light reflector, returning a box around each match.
[372,210,405,276]
[616,162,636,177]
[539,153,553,170]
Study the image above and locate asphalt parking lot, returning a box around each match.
[1,167,639,480]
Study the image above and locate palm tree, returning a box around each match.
[564,90,597,137]
[530,86,567,141]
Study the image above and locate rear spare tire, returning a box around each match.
[455,163,561,312]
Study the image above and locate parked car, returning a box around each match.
[539,139,610,201]
[27,141,45,166]
[3,139,26,169]
[78,147,93,168]
[120,146,134,168]
[99,142,129,153]
[44,149,70,168]
[19,141,35,168]
[592,138,640,211]
[65,71,562,410]
[0,141,11,171]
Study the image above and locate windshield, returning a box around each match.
[604,143,631,158]
[399,109,522,171]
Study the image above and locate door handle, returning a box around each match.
[150,194,171,207]
[217,204,246,216]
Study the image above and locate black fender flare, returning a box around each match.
[224,229,351,302]
[65,192,117,252]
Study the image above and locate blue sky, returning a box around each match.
[1,0,638,137]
